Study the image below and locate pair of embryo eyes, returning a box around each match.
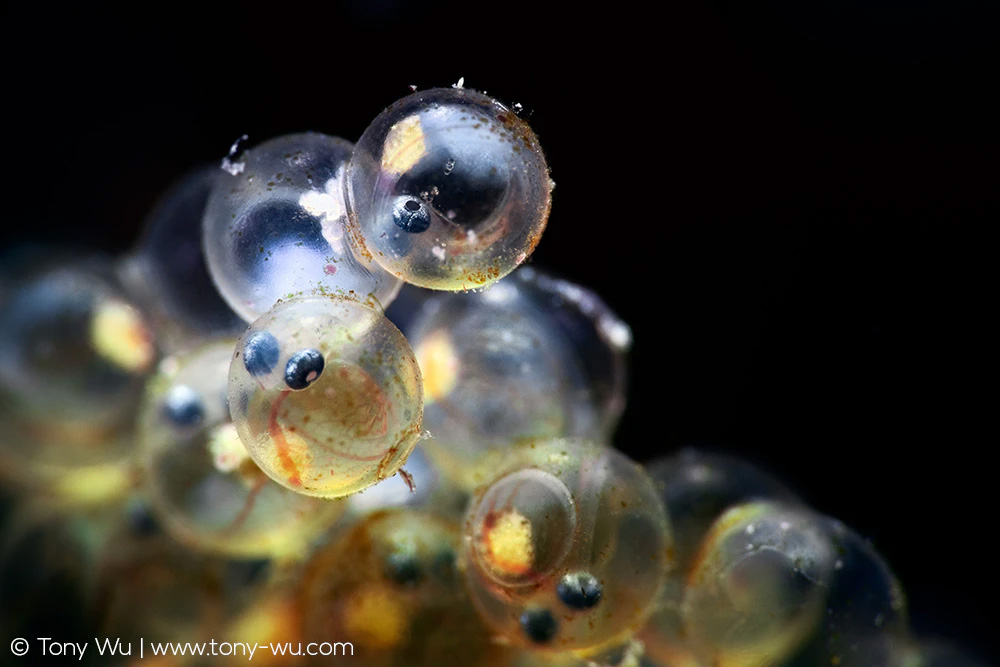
[242,331,325,390]
[518,570,605,644]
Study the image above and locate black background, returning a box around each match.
[2,1,996,661]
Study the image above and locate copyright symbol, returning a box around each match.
[10,638,29,656]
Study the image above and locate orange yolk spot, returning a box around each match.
[91,300,155,372]
[483,508,534,577]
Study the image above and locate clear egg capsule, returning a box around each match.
[404,268,630,489]
[0,259,156,429]
[346,88,552,290]
[119,165,244,352]
[681,501,836,666]
[140,340,344,558]
[0,259,156,484]
[785,518,910,667]
[202,133,402,323]
[299,509,514,666]
[640,449,799,666]
[461,439,672,654]
[228,296,423,498]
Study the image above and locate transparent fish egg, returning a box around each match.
[0,259,157,479]
[681,501,836,666]
[405,268,630,488]
[462,439,672,654]
[228,296,423,498]
[786,518,910,667]
[140,340,345,558]
[120,166,244,352]
[299,509,513,666]
[0,260,156,428]
[640,450,800,666]
[203,133,402,323]
[346,88,552,290]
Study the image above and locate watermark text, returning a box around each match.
[8,637,353,660]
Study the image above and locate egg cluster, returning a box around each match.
[0,87,986,666]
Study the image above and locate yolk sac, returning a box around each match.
[557,571,603,610]
[520,607,558,644]
[162,384,205,428]
[284,348,325,390]
[470,468,577,588]
[243,331,280,376]
[393,198,432,234]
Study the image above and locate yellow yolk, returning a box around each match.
[227,596,301,664]
[415,330,459,404]
[342,584,408,649]
[208,422,251,474]
[91,300,155,372]
[51,463,132,505]
[483,508,534,577]
[381,115,426,175]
